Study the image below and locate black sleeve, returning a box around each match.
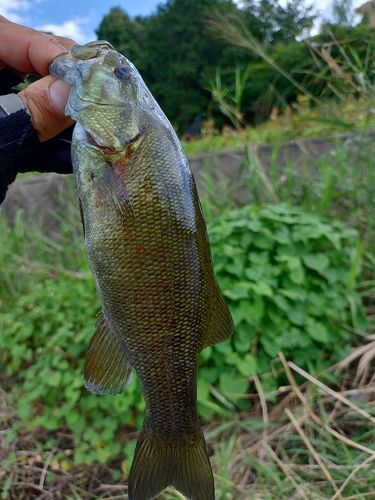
[0,68,73,204]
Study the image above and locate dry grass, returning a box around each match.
[2,330,375,500]
[203,344,375,500]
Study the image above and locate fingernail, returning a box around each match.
[49,78,72,116]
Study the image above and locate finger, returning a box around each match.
[0,16,76,76]
[55,35,77,50]
[18,75,75,142]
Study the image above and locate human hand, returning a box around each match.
[0,16,76,142]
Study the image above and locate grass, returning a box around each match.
[2,77,375,500]
[0,182,374,500]
[181,96,375,157]
[197,127,375,283]
[209,352,375,499]
[2,348,375,499]
[182,13,375,157]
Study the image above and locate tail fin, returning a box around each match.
[128,427,214,500]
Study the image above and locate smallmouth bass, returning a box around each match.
[49,41,233,500]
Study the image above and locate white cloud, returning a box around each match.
[35,18,92,43]
[0,0,94,43]
[0,0,33,23]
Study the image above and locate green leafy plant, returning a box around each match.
[0,256,143,467]
[0,210,143,468]
[0,202,367,467]
[200,203,367,415]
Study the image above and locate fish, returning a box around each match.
[49,41,233,500]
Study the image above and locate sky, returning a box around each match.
[0,0,367,45]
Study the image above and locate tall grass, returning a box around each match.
[207,353,375,499]
[192,21,375,496]
[198,131,375,261]
[199,14,375,281]
[184,23,375,241]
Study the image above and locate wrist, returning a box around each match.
[0,93,30,118]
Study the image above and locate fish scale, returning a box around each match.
[49,40,233,500]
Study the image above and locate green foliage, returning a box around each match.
[332,0,354,26]
[0,214,144,466]
[0,201,366,464]
[1,274,145,465]
[0,211,161,467]
[94,7,149,74]
[96,0,236,130]
[203,204,367,410]
[95,1,375,130]
[240,0,317,44]
[208,16,375,125]
[95,0,317,130]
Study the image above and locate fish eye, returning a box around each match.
[115,66,133,81]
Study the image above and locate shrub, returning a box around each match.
[200,204,368,414]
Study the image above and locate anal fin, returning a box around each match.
[201,287,234,350]
[84,310,133,395]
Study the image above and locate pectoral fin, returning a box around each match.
[94,161,137,224]
[77,196,85,239]
[201,288,234,350]
[84,310,133,395]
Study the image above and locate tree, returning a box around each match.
[97,1,236,130]
[96,0,317,130]
[95,8,148,70]
[332,0,354,26]
[240,0,317,43]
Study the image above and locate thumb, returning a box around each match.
[18,75,75,142]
